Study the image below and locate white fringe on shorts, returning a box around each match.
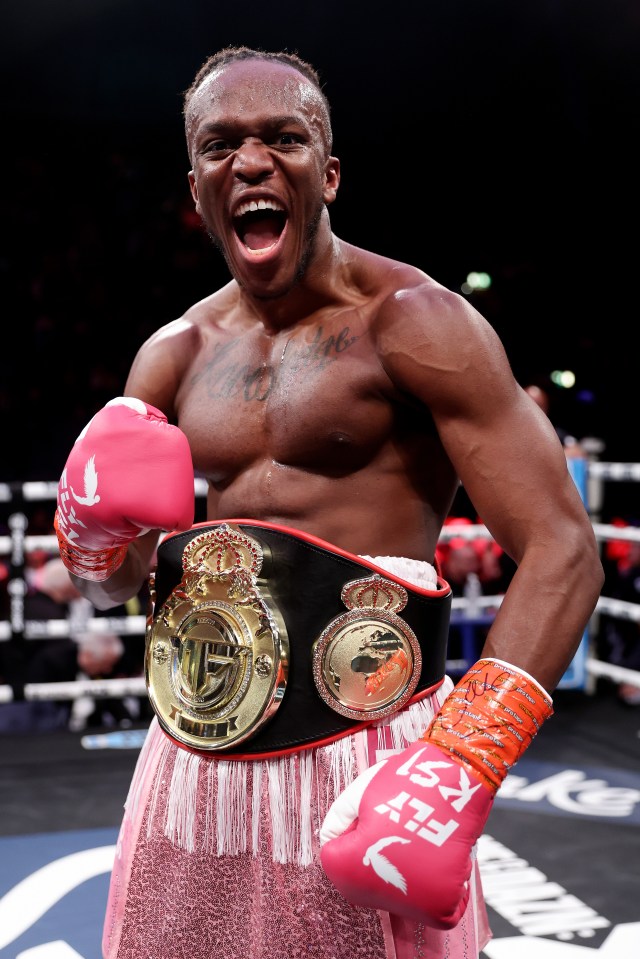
[125,683,451,869]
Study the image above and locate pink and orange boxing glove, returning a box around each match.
[55,397,195,582]
[320,658,553,929]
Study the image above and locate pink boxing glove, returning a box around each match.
[319,739,491,928]
[320,659,553,928]
[55,397,195,582]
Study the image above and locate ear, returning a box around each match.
[188,170,201,215]
[323,156,340,206]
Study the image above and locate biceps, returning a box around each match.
[438,401,578,558]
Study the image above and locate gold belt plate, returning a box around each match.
[145,525,288,751]
[312,573,422,721]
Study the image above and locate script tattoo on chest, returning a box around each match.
[195,325,359,402]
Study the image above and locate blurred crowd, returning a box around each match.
[0,546,153,735]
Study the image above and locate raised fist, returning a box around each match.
[55,397,195,581]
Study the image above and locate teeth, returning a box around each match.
[235,198,284,218]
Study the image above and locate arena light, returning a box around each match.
[461,271,492,294]
[550,369,576,389]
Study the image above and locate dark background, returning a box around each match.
[2,0,639,516]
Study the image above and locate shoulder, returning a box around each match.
[371,271,502,373]
[345,259,514,410]
[125,283,237,419]
[341,240,485,337]
[145,283,238,350]
[375,275,491,341]
[337,241,504,388]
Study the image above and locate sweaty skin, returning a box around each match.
[73,57,603,694]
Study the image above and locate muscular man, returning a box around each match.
[54,47,603,959]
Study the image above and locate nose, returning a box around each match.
[232,139,275,182]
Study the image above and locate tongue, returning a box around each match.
[242,215,281,251]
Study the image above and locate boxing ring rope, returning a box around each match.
[0,675,147,706]
[2,466,640,709]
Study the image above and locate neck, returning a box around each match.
[238,229,346,334]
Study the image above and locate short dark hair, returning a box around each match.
[183,45,332,150]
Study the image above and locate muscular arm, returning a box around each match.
[319,280,601,927]
[375,283,603,692]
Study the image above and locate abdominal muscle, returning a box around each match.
[206,456,453,562]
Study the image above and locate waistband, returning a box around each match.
[146,520,452,757]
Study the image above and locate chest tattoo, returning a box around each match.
[193,325,360,403]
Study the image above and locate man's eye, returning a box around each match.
[278,133,302,146]
[205,140,231,154]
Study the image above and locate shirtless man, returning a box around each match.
[54,47,603,959]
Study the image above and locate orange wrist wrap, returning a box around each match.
[54,510,128,583]
[421,658,554,794]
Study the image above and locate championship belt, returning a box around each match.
[146,520,452,756]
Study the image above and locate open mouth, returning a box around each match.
[233,199,288,255]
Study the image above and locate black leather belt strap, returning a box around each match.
[152,520,452,756]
